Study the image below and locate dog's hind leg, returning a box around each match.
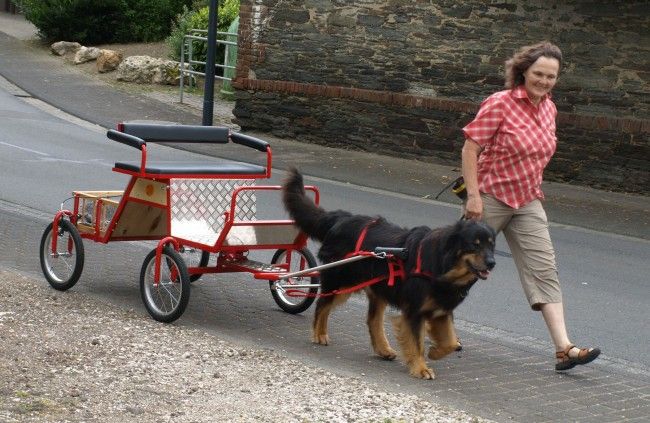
[312,293,351,345]
[427,313,460,360]
[392,314,435,379]
[366,291,397,360]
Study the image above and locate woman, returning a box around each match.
[461,41,600,371]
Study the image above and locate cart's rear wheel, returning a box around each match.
[179,247,210,282]
[269,248,319,314]
[140,246,190,323]
[39,219,84,291]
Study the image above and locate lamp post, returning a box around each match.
[202,0,219,126]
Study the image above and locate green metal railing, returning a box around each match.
[179,27,238,104]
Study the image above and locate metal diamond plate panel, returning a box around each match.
[170,179,256,245]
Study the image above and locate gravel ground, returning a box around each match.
[0,270,490,423]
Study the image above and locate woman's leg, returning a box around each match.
[539,302,571,350]
[503,200,599,368]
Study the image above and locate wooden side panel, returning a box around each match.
[110,202,168,239]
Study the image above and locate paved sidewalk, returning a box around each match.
[1,12,649,422]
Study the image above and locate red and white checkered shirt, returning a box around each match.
[462,85,557,209]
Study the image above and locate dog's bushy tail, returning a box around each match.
[282,167,331,242]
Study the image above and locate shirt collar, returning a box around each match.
[511,85,552,102]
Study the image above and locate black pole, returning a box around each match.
[202,0,219,126]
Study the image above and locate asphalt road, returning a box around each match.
[1,83,649,420]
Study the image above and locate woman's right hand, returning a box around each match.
[464,194,483,221]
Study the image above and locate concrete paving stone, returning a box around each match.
[530,406,596,421]
[623,379,650,388]
[520,377,568,389]
[470,391,518,404]
[588,391,639,405]
[607,398,650,413]
[623,417,650,422]
[490,381,534,393]
[600,407,650,422]
[535,391,588,405]
[528,398,587,412]
[483,402,530,418]
[572,392,627,407]
[628,384,650,397]
[509,412,558,423]
[510,356,549,366]
[579,403,624,416]
[591,415,639,423]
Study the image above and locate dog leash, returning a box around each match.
[434,176,467,200]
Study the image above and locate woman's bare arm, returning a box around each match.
[461,138,483,220]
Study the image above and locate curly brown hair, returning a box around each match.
[504,41,563,89]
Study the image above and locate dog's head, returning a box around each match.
[438,220,496,284]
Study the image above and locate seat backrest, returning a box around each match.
[119,122,230,144]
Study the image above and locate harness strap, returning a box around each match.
[345,219,405,287]
[410,242,433,279]
[343,219,378,260]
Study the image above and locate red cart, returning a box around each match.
[39,123,321,322]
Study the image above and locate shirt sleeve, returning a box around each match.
[462,94,504,147]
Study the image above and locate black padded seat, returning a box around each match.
[114,161,267,175]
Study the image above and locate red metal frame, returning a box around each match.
[50,210,74,253]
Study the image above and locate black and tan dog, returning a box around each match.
[282,168,496,379]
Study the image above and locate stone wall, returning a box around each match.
[232,0,649,194]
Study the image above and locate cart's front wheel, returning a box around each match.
[269,248,319,314]
[39,219,84,291]
[140,246,190,323]
[179,247,210,283]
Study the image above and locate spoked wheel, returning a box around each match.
[39,219,85,291]
[140,246,190,323]
[269,248,319,314]
[179,247,210,282]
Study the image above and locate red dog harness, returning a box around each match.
[285,221,438,298]
[340,220,406,289]
[285,220,407,298]
[410,243,433,280]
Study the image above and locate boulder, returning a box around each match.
[116,55,188,85]
[74,46,102,64]
[50,41,82,56]
[96,50,123,73]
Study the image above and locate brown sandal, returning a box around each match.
[555,344,600,371]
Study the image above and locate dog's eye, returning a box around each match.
[466,243,481,252]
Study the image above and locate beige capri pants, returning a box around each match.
[474,194,563,310]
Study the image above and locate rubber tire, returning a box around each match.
[269,248,319,314]
[39,219,85,291]
[140,246,190,323]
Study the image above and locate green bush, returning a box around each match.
[20,0,194,45]
[166,0,240,74]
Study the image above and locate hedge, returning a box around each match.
[19,0,194,45]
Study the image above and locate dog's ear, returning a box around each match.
[437,223,464,273]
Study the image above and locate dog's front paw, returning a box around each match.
[312,333,330,345]
[410,365,435,380]
[428,345,455,360]
[376,348,397,361]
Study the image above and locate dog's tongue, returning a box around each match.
[479,270,490,280]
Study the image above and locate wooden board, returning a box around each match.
[110,202,168,239]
